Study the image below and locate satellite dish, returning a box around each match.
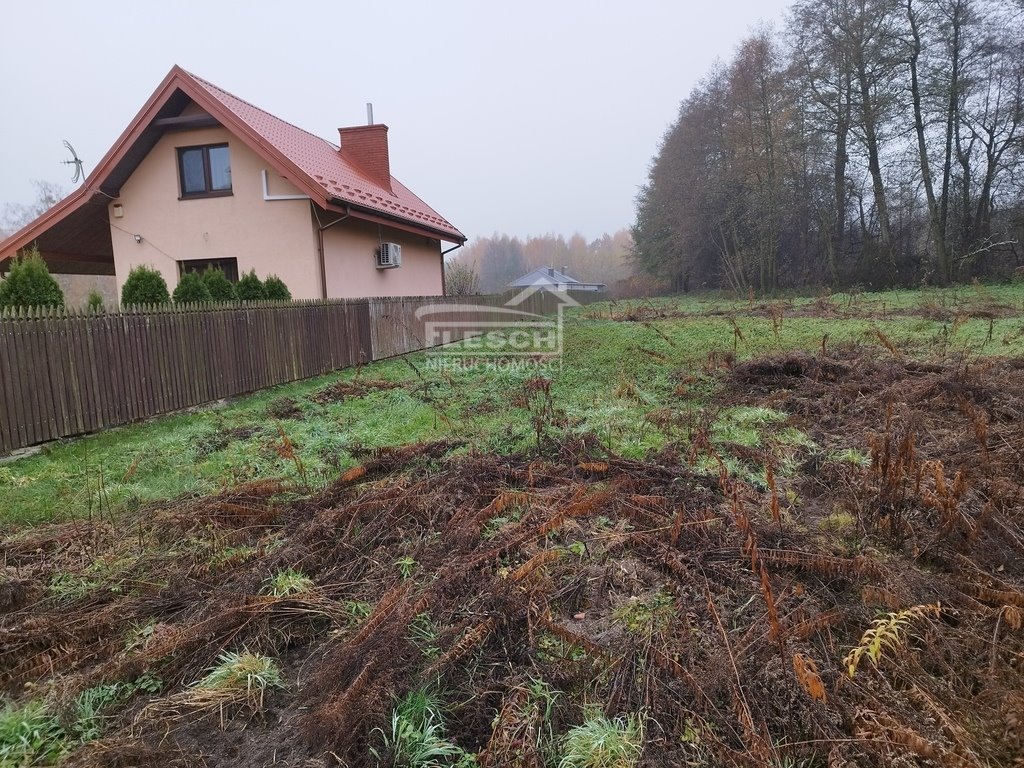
[61,140,85,184]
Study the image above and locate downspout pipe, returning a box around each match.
[312,203,350,299]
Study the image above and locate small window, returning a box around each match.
[177,143,232,198]
[179,257,239,282]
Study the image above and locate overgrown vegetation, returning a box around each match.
[3,284,1024,525]
[1,284,1023,765]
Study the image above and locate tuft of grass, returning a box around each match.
[192,651,284,708]
[713,406,788,448]
[831,448,870,467]
[71,683,124,743]
[370,688,470,767]
[0,699,66,765]
[408,613,441,659]
[558,711,645,768]
[265,568,314,597]
[344,600,373,624]
[612,590,675,635]
[208,545,257,569]
[47,572,100,602]
[818,511,856,535]
[395,556,418,580]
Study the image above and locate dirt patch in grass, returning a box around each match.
[2,353,1023,766]
[265,396,303,420]
[731,351,852,387]
[194,425,265,458]
[309,378,402,404]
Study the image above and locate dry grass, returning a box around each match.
[1,349,1023,766]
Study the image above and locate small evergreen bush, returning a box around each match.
[173,272,213,304]
[236,269,266,301]
[263,275,292,301]
[202,267,237,302]
[0,247,65,310]
[121,265,170,306]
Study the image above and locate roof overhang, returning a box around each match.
[324,201,467,245]
[0,189,114,275]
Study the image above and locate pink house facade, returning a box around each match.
[0,67,465,300]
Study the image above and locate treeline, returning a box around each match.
[633,0,1024,292]
[452,231,636,293]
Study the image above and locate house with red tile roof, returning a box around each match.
[0,66,465,300]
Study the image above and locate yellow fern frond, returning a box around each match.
[844,604,941,677]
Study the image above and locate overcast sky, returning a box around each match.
[1,0,790,242]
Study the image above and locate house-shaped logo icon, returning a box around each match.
[414,284,580,361]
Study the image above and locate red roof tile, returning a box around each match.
[185,71,464,241]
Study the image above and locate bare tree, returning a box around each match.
[1,180,66,238]
[444,260,481,296]
[632,0,1023,291]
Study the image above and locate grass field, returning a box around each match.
[3,282,1023,526]
[1,282,1023,767]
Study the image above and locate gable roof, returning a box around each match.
[510,267,605,289]
[511,267,580,287]
[1,66,464,266]
[186,71,463,240]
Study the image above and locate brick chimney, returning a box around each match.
[338,124,392,192]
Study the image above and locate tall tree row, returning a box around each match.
[633,0,1024,290]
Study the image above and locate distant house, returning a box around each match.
[510,266,606,292]
[0,66,465,300]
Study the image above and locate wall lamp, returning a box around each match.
[134,234,143,244]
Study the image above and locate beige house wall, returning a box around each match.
[108,125,320,299]
[322,217,443,298]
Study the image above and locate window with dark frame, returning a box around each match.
[179,257,239,282]
[177,143,231,198]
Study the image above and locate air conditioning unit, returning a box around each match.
[376,242,402,269]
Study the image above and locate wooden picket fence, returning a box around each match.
[0,289,594,454]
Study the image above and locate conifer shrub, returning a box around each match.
[173,272,213,304]
[236,269,266,302]
[202,267,237,302]
[263,275,292,301]
[0,247,65,310]
[120,265,169,307]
